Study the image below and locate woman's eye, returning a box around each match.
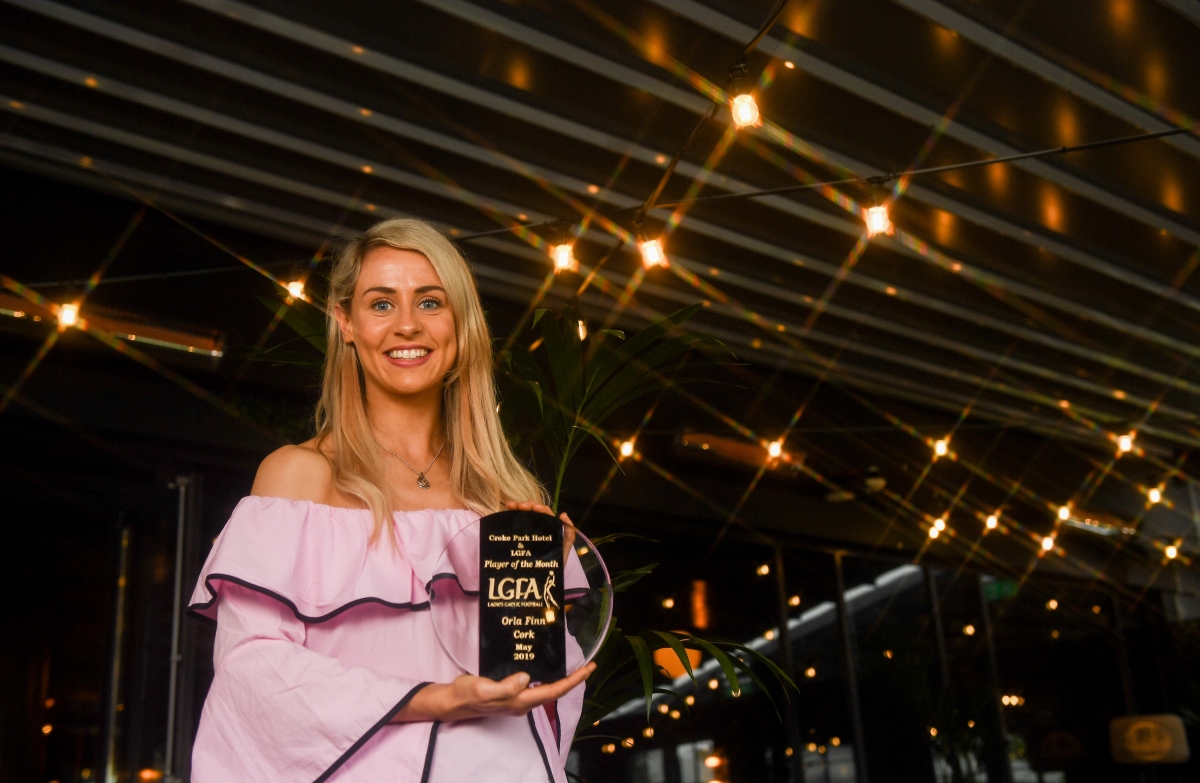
[417,298,442,310]
[370,299,393,312]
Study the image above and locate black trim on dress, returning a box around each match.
[313,681,431,783]
[419,721,441,783]
[187,573,431,625]
[528,713,556,783]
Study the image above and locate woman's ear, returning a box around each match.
[332,301,354,344]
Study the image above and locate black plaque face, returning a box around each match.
[478,510,566,683]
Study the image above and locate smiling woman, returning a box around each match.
[187,218,591,783]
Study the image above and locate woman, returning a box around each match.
[187,218,594,782]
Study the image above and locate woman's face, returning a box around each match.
[334,246,458,401]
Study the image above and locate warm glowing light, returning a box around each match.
[639,238,668,269]
[41,724,52,735]
[929,527,940,539]
[1058,506,1070,521]
[58,302,79,328]
[138,770,163,781]
[44,698,54,708]
[865,205,891,237]
[1092,604,1102,614]
[883,649,893,659]
[986,514,999,530]
[620,440,635,458]
[1042,536,1054,551]
[685,695,695,706]
[708,678,720,690]
[1002,695,1011,705]
[807,742,817,752]
[1117,432,1135,454]
[805,667,816,678]
[831,736,841,747]
[1165,544,1178,560]
[963,624,976,636]
[643,727,655,738]
[658,703,669,714]
[704,755,722,769]
[577,546,588,556]
[730,93,759,127]
[764,629,776,640]
[930,727,938,737]
[662,597,674,609]
[361,165,373,174]
[757,564,770,576]
[622,737,634,748]
[577,320,587,340]
[670,710,680,719]
[785,747,793,756]
[1148,487,1162,504]
[587,184,600,194]
[1047,599,1058,610]
[544,608,556,623]
[601,743,615,753]
[286,281,304,298]
[692,580,708,629]
[784,60,795,69]
[551,243,576,272]
[934,517,946,531]
[934,438,948,457]
[968,720,975,728]
[767,439,783,459]
[789,594,801,607]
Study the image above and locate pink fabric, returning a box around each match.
[188,496,585,783]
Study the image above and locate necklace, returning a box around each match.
[375,439,445,489]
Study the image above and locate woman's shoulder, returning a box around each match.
[251,439,336,504]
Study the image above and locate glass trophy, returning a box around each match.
[428,509,613,683]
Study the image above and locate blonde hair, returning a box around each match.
[315,218,545,540]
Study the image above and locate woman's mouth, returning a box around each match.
[384,347,433,366]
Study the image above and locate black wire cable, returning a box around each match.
[449,125,1194,243]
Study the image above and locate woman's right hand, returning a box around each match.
[395,663,595,723]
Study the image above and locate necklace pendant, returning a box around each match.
[417,474,431,490]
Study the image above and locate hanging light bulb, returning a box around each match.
[619,440,635,458]
[1165,544,1178,559]
[639,237,668,269]
[286,280,305,298]
[986,514,999,530]
[934,517,946,531]
[933,438,949,457]
[865,205,891,237]
[929,526,940,539]
[1057,505,1071,521]
[1148,486,1163,504]
[551,243,577,273]
[1116,431,1135,454]
[728,60,759,128]
[58,302,80,328]
[1042,536,1055,551]
[767,439,783,459]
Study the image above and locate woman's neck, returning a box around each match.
[365,383,444,460]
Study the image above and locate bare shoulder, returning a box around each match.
[251,439,334,502]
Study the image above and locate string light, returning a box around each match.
[963,624,976,635]
[620,440,635,458]
[865,204,891,237]
[929,526,940,539]
[1148,486,1163,504]
[757,563,770,576]
[767,439,783,458]
[643,727,655,738]
[58,302,79,328]
[805,667,817,678]
[662,597,674,608]
[1057,505,1071,521]
[286,281,304,298]
[933,438,948,457]
[577,320,587,340]
[704,755,722,769]
[551,243,577,273]
[788,594,801,606]
[638,237,668,269]
[1042,536,1055,551]
[1165,544,1178,559]
[934,517,947,531]
[728,60,759,128]
[1047,599,1058,610]
[986,514,999,530]
[708,678,720,690]
[1116,431,1135,454]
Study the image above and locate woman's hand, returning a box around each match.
[395,664,596,723]
[505,500,576,564]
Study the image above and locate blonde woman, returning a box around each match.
[188,218,594,782]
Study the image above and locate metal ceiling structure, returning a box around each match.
[2,0,1199,585]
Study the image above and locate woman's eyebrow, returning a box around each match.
[363,286,396,295]
[415,285,446,294]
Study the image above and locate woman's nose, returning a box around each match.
[391,304,422,335]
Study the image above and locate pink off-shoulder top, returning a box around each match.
[187,496,585,783]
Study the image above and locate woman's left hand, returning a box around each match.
[505,500,576,564]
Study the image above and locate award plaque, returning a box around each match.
[428,510,614,685]
[478,510,565,682]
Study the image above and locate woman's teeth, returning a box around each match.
[388,348,429,360]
